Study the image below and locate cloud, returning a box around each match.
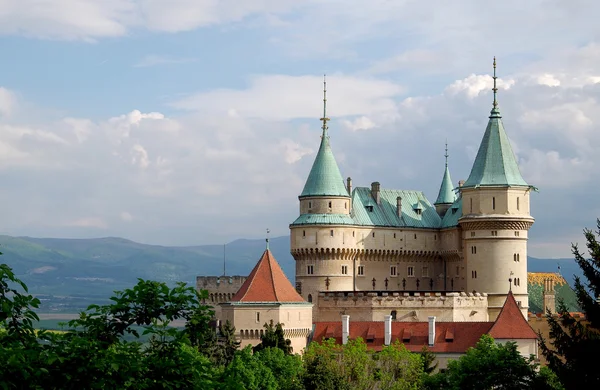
[0,87,17,117]
[170,74,404,122]
[120,212,134,222]
[133,55,197,68]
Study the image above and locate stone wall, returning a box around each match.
[196,275,247,319]
[316,291,489,322]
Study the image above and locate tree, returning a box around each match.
[539,219,600,389]
[378,341,424,390]
[0,261,220,389]
[212,319,241,366]
[425,334,562,390]
[418,345,438,375]
[253,320,293,355]
[221,346,278,390]
[254,347,304,390]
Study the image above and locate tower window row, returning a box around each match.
[307,201,348,210]
[471,246,477,254]
[513,253,521,262]
[305,264,430,278]
[514,277,521,286]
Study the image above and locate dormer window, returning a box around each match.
[415,209,422,216]
[366,205,374,212]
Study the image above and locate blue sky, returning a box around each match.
[1,0,599,258]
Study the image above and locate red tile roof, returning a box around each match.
[312,321,494,353]
[230,249,306,303]
[312,292,538,352]
[488,291,538,339]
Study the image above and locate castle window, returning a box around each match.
[517,253,520,262]
[471,232,476,237]
[517,197,520,211]
[422,266,429,277]
[471,246,477,254]
[390,266,397,277]
[330,230,334,237]
[309,201,312,209]
[328,201,332,208]
[391,310,397,320]
[308,294,313,303]
[341,265,348,275]
[256,312,260,323]
[303,230,306,237]
[514,254,517,262]
[353,231,355,237]
[491,231,498,236]
[394,233,396,238]
[414,234,417,239]
[307,265,314,275]
[470,198,473,213]
[415,208,422,216]
[515,231,520,237]
[366,205,374,212]
[434,234,437,241]
[296,282,302,294]
[472,270,477,279]
[492,197,496,210]
[407,266,414,277]
[357,265,365,276]
[372,232,375,238]
[456,266,460,276]
[345,202,347,209]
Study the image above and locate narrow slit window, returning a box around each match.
[328,201,332,208]
[330,230,334,237]
[357,265,365,276]
[517,197,520,211]
[492,197,496,210]
[390,266,397,276]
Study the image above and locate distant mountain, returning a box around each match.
[0,234,582,312]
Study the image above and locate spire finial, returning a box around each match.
[320,74,330,138]
[266,228,270,250]
[444,140,449,168]
[509,270,514,291]
[492,57,498,108]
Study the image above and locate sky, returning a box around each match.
[0,0,599,258]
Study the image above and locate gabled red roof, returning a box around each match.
[488,291,538,339]
[312,321,494,353]
[230,249,306,303]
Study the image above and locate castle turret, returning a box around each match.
[434,142,457,216]
[290,77,353,318]
[459,58,535,320]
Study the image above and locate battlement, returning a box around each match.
[316,290,489,322]
[196,275,247,292]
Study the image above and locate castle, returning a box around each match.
[290,59,534,322]
[198,59,542,362]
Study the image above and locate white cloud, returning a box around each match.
[444,75,514,99]
[0,87,16,117]
[342,116,376,132]
[120,211,133,222]
[170,74,404,121]
[133,55,197,68]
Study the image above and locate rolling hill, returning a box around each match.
[0,234,584,312]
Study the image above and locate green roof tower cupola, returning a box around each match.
[299,76,349,199]
[462,57,528,188]
[434,142,457,216]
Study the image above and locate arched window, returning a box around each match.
[308,294,313,303]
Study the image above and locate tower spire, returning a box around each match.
[266,228,270,250]
[492,57,498,108]
[320,74,329,138]
[444,140,449,168]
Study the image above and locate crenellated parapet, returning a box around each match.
[291,247,441,262]
[316,291,489,322]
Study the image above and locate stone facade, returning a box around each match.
[316,291,489,322]
[196,275,247,319]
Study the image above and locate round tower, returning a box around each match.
[289,77,353,319]
[459,58,534,320]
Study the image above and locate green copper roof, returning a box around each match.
[463,106,528,188]
[440,197,462,228]
[528,273,580,314]
[435,166,456,205]
[351,187,441,228]
[290,213,355,226]
[300,134,349,198]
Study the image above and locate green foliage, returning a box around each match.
[253,320,293,355]
[426,334,562,390]
[302,338,422,390]
[539,219,600,390]
[418,345,438,375]
[378,341,424,390]
[221,346,278,390]
[254,347,304,390]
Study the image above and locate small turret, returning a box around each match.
[434,142,456,216]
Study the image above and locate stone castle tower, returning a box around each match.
[290,61,534,321]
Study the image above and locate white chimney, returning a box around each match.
[428,316,436,346]
[384,315,392,345]
[342,315,350,345]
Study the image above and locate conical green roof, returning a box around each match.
[300,134,349,198]
[435,166,456,205]
[462,106,528,188]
